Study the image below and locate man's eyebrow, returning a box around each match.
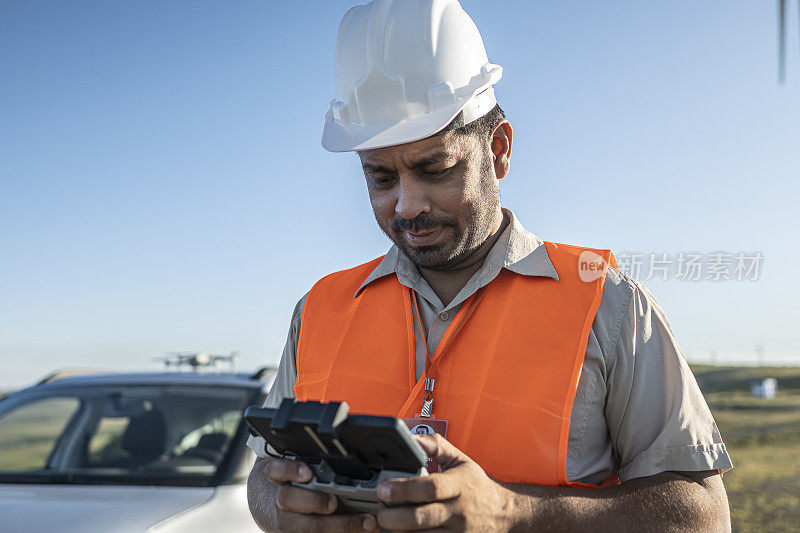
[409,151,455,168]
[361,162,392,174]
[361,151,456,174]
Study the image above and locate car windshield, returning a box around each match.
[0,382,258,486]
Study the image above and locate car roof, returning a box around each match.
[34,371,267,390]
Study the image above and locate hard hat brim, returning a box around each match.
[321,85,497,153]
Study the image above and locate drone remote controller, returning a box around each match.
[245,399,428,514]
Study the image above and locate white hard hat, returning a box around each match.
[322,0,502,152]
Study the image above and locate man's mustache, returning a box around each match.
[390,213,456,233]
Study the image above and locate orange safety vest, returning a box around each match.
[295,242,618,488]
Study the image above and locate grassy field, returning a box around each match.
[692,365,800,532]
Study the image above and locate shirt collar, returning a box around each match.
[354,208,558,297]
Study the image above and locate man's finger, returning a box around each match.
[277,510,378,533]
[376,502,451,531]
[377,473,461,504]
[275,484,338,515]
[263,457,314,484]
[412,433,468,470]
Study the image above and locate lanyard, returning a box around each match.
[410,286,487,418]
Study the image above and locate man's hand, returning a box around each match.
[373,434,730,532]
[375,434,518,531]
[253,457,379,532]
[252,438,730,533]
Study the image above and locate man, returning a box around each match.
[247,1,733,531]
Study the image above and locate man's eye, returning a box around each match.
[371,176,394,187]
[423,167,453,178]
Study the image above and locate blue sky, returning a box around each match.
[1,1,799,388]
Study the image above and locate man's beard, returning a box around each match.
[387,211,463,270]
[378,179,500,271]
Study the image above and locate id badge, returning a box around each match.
[401,417,449,473]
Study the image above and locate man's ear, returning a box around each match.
[490,120,513,180]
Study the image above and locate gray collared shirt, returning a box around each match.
[247,208,733,483]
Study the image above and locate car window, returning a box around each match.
[0,383,259,486]
[172,409,241,456]
[87,416,131,466]
[75,390,247,473]
[0,397,80,471]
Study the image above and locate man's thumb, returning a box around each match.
[413,433,469,470]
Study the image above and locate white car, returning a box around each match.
[0,367,273,532]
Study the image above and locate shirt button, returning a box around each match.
[439,312,448,320]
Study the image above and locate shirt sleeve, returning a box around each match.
[604,276,733,482]
[245,294,305,458]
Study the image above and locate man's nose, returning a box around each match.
[395,177,430,220]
